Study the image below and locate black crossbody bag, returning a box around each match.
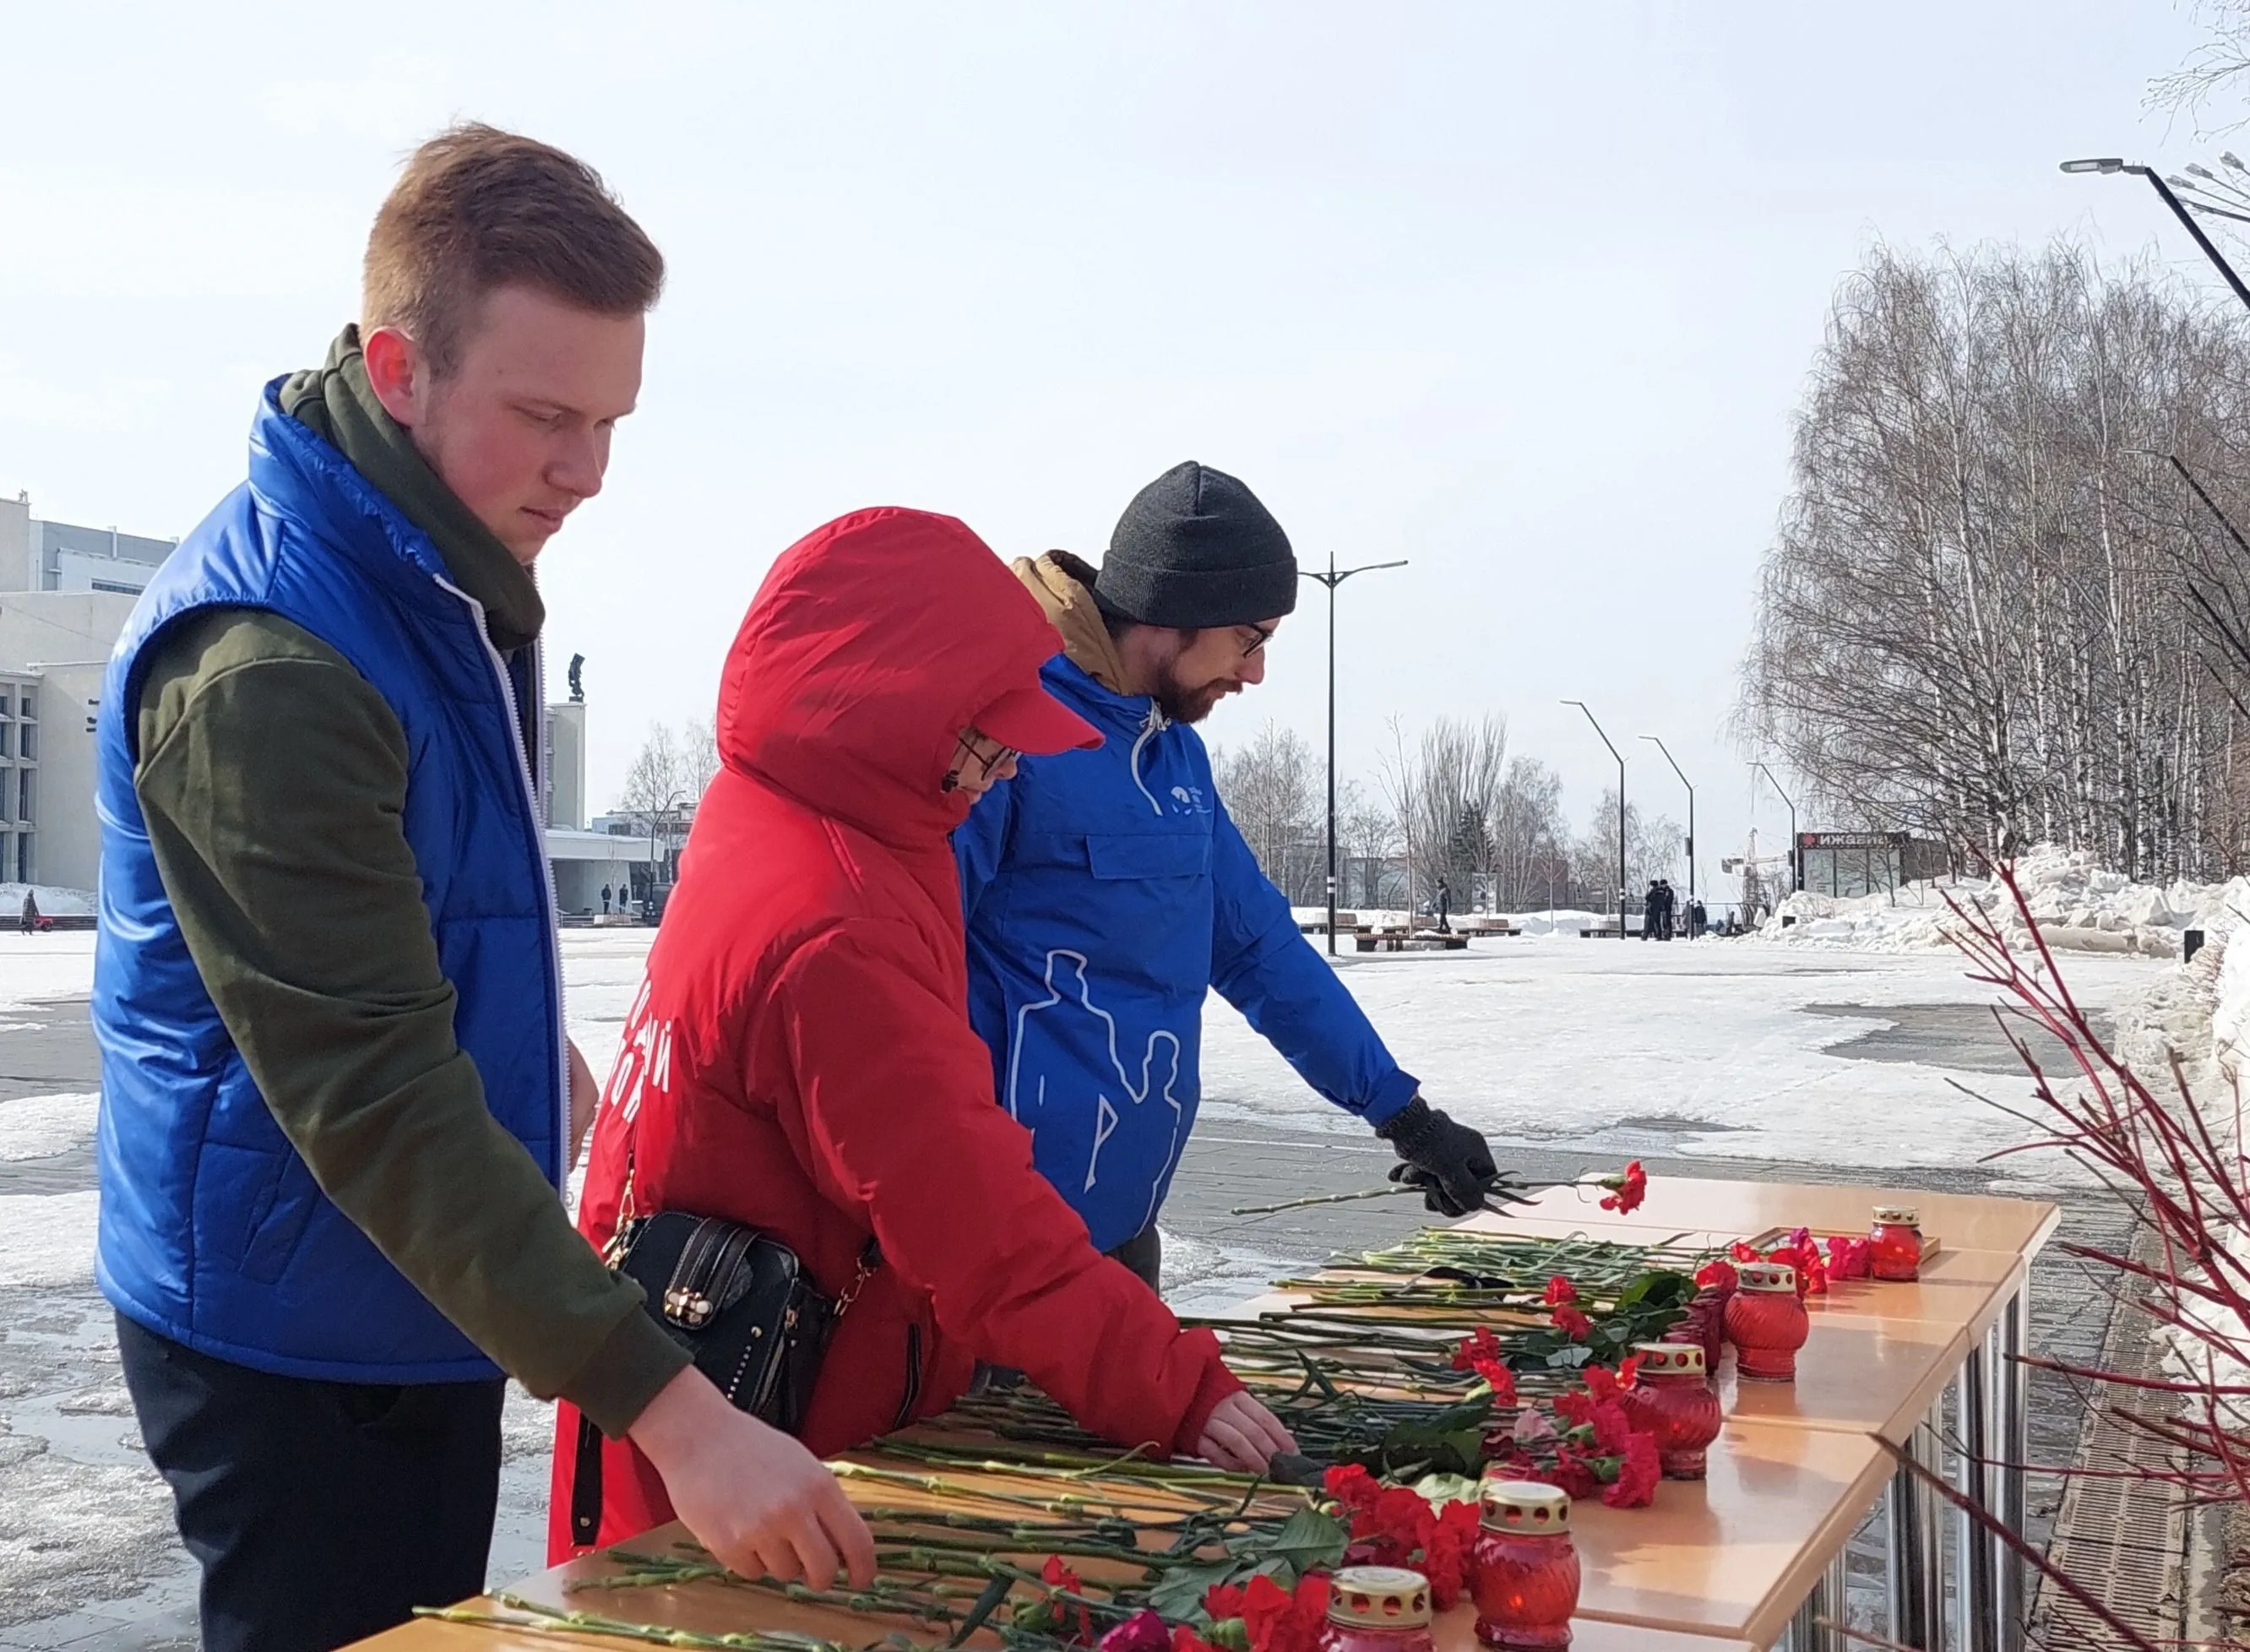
[568,1154,878,1546]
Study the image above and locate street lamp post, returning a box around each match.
[1640,735,1695,921]
[644,789,688,919]
[1303,552,1408,956]
[2061,158,2250,312]
[1565,700,1627,938]
[1753,761,1800,894]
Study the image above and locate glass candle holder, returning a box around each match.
[1725,1261,1809,1383]
[1473,1481,1578,1649]
[1619,1341,1724,1478]
[1871,1204,1923,1281]
[1322,1567,1434,1652]
[1664,1281,1730,1373]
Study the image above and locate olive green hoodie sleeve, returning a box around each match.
[133,608,688,1434]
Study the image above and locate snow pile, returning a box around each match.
[1750,845,2249,958]
[2204,929,2250,1087]
[1286,906,1616,938]
[0,1093,97,1163]
[1500,910,1610,937]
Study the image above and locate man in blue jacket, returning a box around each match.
[956,462,1502,1288]
[95,126,868,1652]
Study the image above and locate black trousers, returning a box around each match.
[117,1313,506,1652]
[1106,1224,1163,1291]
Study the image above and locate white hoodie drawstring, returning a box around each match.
[1128,704,1168,816]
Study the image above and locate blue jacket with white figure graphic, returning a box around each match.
[955,554,1419,1253]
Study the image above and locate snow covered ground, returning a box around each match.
[1204,932,2159,1182]
[0,920,2177,1638]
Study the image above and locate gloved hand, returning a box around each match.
[1378,1096,1506,1217]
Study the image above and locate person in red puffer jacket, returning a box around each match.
[552,506,1295,1564]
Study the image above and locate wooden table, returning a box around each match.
[1471,1176,2056,1649]
[352,1177,2056,1652]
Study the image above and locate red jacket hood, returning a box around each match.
[718,508,1066,846]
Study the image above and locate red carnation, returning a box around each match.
[1552,1303,1591,1340]
[1231,1573,1329,1652]
[1043,1557,1093,1644]
[1421,1498,1481,1609]
[1826,1235,1872,1280]
[1451,1327,1517,1404]
[1322,1463,1382,1515]
[1601,1432,1662,1508]
[1600,1160,1648,1215]
[1542,1275,1579,1307]
[1580,1362,1629,1404]
[1695,1258,1739,1291]
[1101,1614,1174,1652]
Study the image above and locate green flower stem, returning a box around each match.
[416,1593,866,1651]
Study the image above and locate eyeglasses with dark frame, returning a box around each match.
[941,727,1019,793]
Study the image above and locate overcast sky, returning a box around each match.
[0,3,2230,887]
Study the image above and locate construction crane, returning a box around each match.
[1720,829,1795,927]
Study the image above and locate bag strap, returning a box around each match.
[570,1410,605,1547]
[578,1137,639,1547]
[834,1236,883,1322]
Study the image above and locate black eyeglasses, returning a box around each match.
[1240,624,1277,659]
[941,729,1019,793]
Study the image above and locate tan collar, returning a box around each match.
[1012,550,1132,694]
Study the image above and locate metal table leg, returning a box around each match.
[1958,1330,1998,1652]
[1788,1546,1851,1651]
[1997,1287,2030,1652]
[1889,1410,1943,1649]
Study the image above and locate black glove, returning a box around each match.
[1378,1095,1504,1217]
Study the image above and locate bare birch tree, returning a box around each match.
[1211,720,1323,902]
[1736,238,2250,879]
[618,722,695,881]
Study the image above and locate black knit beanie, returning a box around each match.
[1092,461,1298,629]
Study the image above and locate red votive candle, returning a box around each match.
[1473,1481,1579,1649]
[1322,1567,1434,1652]
[1619,1341,1725,1479]
[1870,1205,1923,1281]
[1725,1261,1810,1383]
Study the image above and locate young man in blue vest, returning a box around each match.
[954,463,1506,1290]
[94,126,872,1652]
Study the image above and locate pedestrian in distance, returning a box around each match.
[557,508,1295,1559]
[601,882,612,915]
[955,462,1509,1290]
[18,888,35,937]
[92,126,867,1652]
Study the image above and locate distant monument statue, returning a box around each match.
[568,654,585,704]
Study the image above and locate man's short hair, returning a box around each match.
[362,122,665,375]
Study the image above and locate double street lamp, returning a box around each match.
[1564,700,1627,939]
[1304,552,1408,956]
[2061,157,2250,312]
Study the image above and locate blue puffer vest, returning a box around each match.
[93,384,563,1383]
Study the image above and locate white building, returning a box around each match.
[0,492,636,912]
[1,492,179,596]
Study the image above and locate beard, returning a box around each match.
[1152,666,1238,725]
